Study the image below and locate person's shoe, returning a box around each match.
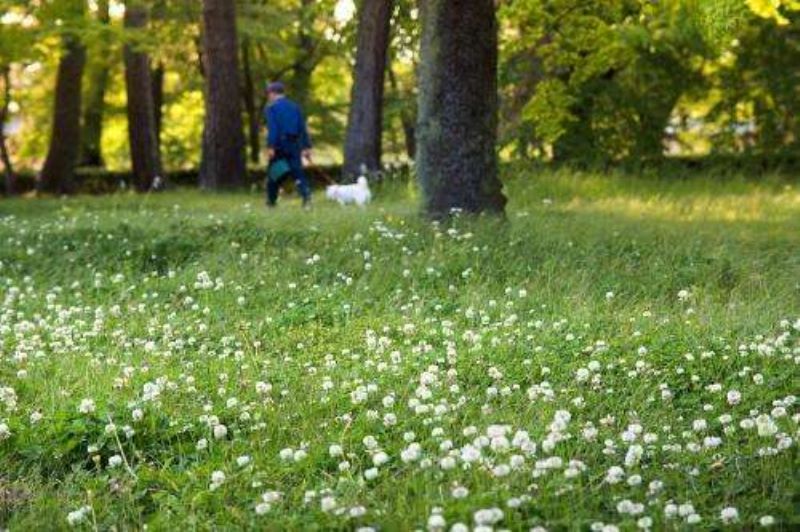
[302,198,312,210]
[266,201,277,209]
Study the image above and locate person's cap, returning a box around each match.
[266,81,285,94]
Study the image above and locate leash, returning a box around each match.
[312,165,338,186]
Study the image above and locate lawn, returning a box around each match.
[0,169,798,531]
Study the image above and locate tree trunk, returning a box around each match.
[0,65,16,195]
[388,65,415,160]
[39,34,87,194]
[199,0,246,189]
[241,38,261,165]
[343,0,393,178]
[416,0,505,218]
[151,61,164,151]
[124,2,162,192]
[79,0,111,168]
[292,0,315,108]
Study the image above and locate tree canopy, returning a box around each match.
[0,0,796,177]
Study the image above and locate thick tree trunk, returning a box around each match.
[343,0,393,178]
[151,61,164,151]
[292,0,315,108]
[39,34,87,194]
[199,0,246,189]
[79,0,111,168]
[417,0,506,218]
[241,39,261,165]
[0,66,16,195]
[124,2,162,192]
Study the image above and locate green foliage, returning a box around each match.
[1,0,798,173]
[502,0,715,163]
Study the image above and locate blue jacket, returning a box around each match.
[265,97,311,153]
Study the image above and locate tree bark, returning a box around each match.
[241,38,261,165]
[0,65,16,195]
[388,65,415,160]
[151,61,164,151]
[292,0,316,108]
[416,0,506,218]
[343,0,393,178]
[199,0,246,189]
[124,2,162,192]
[39,33,87,194]
[79,0,111,168]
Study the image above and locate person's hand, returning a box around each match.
[267,148,276,161]
[302,149,312,164]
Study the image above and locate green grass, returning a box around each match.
[0,169,798,531]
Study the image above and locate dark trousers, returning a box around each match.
[267,151,311,205]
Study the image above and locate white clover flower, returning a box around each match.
[237,455,251,467]
[686,513,701,524]
[756,414,778,437]
[293,449,307,462]
[616,499,644,515]
[473,508,504,526]
[279,448,294,461]
[329,444,343,457]
[372,451,389,466]
[625,445,644,467]
[66,506,91,526]
[460,444,481,463]
[727,390,742,405]
[364,467,379,480]
[427,513,446,531]
[213,424,228,440]
[627,474,642,486]
[492,464,511,477]
[664,503,679,519]
[401,443,421,463]
[320,496,337,512]
[0,422,10,441]
[349,506,367,517]
[255,502,271,515]
[605,466,625,484]
[451,486,469,499]
[759,515,775,527]
[636,517,653,529]
[440,456,456,470]
[78,398,96,414]
[108,455,123,468]
[720,507,739,523]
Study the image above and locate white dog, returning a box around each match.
[325,176,372,206]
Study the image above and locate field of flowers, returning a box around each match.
[0,170,798,531]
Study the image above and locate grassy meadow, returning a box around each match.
[0,169,798,530]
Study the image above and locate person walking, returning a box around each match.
[264,81,313,207]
